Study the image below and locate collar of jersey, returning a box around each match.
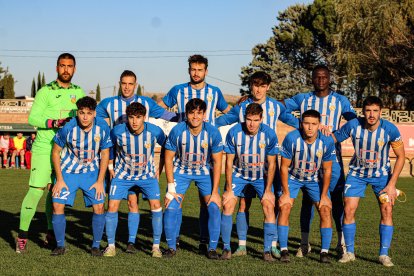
[49,80,76,90]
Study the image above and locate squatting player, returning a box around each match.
[97,70,177,253]
[16,53,85,253]
[220,103,278,262]
[159,54,230,252]
[283,64,356,257]
[103,103,166,258]
[163,98,223,259]
[50,97,111,256]
[216,71,297,258]
[333,96,405,267]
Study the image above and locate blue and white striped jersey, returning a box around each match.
[165,122,223,175]
[334,118,401,178]
[162,82,229,125]
[280,130,336,182]
[54,117,113,174]
[96,95,165,128]
[216,97,297,129]
[110,122,166,180]
[225,123,279,181]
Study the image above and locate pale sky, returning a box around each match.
[0,0,312,98]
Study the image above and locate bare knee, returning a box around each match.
[93,203,105,214]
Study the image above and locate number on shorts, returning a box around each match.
[344,184,351,194]
[110,185,117,196]
[60,191,70,200]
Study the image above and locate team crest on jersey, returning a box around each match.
[268,109,275,117]
[259,140,266,149]
[144,141,151,148]
[94,135,101,143]
[329,104,336,111]
[316,149,323,158]
[201,140,209,149]
[70,95,77,104]
[207,95,213,102]
[377,139,385,147]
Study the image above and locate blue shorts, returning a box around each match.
[288,178,327,203]
[52,170,104,207]
[240,162,281,199]
[229,173,273,199]
[328,159,345,193]
[174,172,214,197]
[344,174,391,198]
[126,186,148,200]
[109,177,160,200]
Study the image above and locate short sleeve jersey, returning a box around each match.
[280,130,336,182]
[53,117,112,174]
[165,122,223,175]
[224,123,279,181]
[162,82,228,125]
[29,81,85,154]
[110,122,166,180]
[334,118,402,178]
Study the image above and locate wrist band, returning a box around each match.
[108,163,114,170]
[167,182,176,193]
[165,192,174,200]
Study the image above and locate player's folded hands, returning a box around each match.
[318,195,332,209]
[89,182,105,201]
[222,190,237,206]
[207,192,221,208]
[278,193,292,208]
[261,191,275,207]
[164,192,181,208]
[52,180,68,198]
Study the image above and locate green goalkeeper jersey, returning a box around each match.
[29,80,85,154]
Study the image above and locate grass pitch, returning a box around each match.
[0,170,413,275]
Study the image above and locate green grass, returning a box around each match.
[0,170,413,275]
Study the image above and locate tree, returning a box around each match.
[136,84,142,96]
[31,78,36,98]
[41,73,46,87]
[2,74,15,99]
[96,84,101,102]
[37,72,42,91]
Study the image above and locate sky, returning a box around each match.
[0,0,312,98]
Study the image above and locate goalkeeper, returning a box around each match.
[16,53,85,253]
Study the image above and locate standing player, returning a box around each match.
[97,70,177,253]
[11,132,26,169]
[159,54,230,252]
[16,53,85,253]
[216,71,297,258]
[163,98,223,259]
[333,96,405,267]
[278,110,335,263]
[0,132,13,168]
[283,65,356,256]
[103,102,166,258]
[220,103,278,262]
[50,97,111,256]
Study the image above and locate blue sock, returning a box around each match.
[343,223,356,253]
[221,214,233,250]
[199,206,209,243]
[264,223,276,252]
[236,212,248,242]
[320,228,333,252]
[128,212,140,244]
[164,198,181,250]
[91,213,105,248]
[175,207,182,242]
[152,210,163,245]
[207,203,220,250]
[105,212,118,245]
[379,224,393,256]
[52,214,66,247]
[278,225,289,249]
[300,193,314,233]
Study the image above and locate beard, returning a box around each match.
[58,73,73,84]
[190,76,205,85]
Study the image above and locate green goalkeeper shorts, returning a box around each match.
[28,153,53,188]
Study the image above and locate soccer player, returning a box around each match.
[0,132,13,168]
[103,102,166,258]
[278,109,335,263]
[16,53,85,253]
[25,133,36,170]
[50,96,111,256]
[220,103,278,262]
[159,54,230,252]
[283,64,357,257]
[333,96,405,267]
[216,71,297,258]
[163,98,223,259]
[11,132,26,169]
[97,70,177,253]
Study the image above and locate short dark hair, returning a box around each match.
[126,102,147,117]
[312,64,330,77]
[245,103,263,118]
[185,98,207,114]
[250,71,271,87]
[57,53,76,66]
[76,96,97,111]
[188,54,208,69]
[363,96,383,109]
[120,70,137,82]
[301,109,321,121]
